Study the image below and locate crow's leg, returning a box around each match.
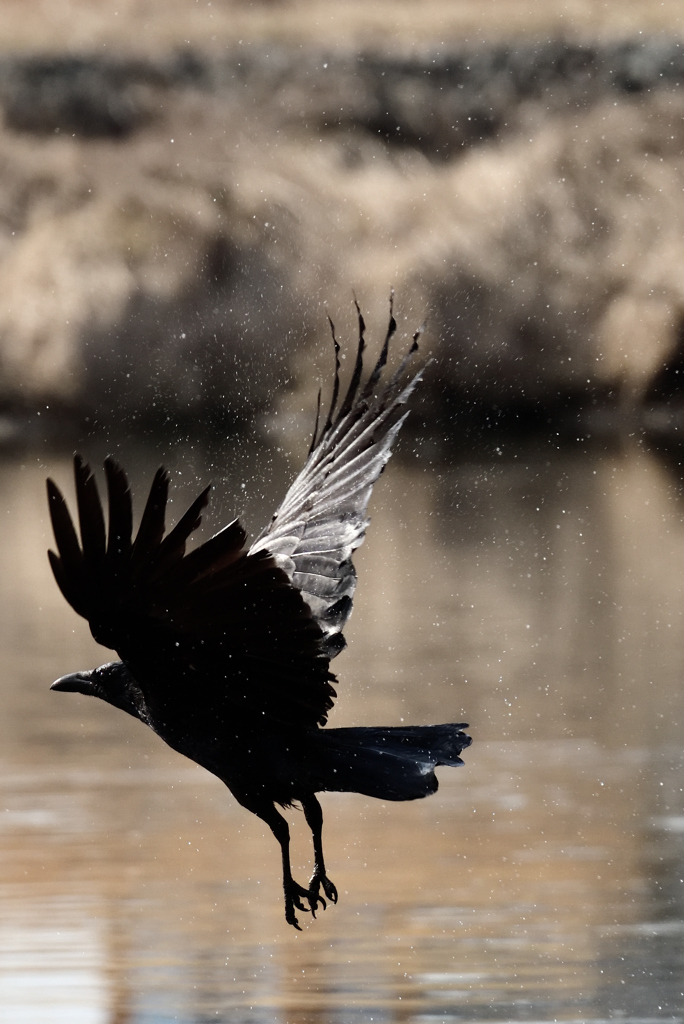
[244,797,325,929]
[301,794,338,906]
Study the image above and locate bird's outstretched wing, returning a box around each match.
[251,300,423,659]
[47,305,421,728]
[47,456,334,727]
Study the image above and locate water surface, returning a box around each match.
[0,438,683,1022]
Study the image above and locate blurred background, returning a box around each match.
[3,1,684,1022]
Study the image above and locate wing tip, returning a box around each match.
[314,298,422,452]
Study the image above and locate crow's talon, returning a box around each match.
[322,877,338,903]
[285,880,315,929]
[308,889,326,917]
[309,871,338,907]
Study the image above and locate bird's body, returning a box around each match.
[48,305,471,928]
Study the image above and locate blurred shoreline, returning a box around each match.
[0,36,684,443]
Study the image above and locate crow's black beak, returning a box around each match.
[50,671,93,693]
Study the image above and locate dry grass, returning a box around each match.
[1,74,684,416]
[0,1,682,420]
[0,92,293,411]
[248,90,684,406]
[401,92,684,402]
[0,0,682,57]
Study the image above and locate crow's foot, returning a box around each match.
[308,870,338,906]
[284,879,327,929]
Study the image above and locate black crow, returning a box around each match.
[47,305,471,929]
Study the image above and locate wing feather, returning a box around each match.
[150,486,211,580]
[335,299,366,422]
[251,304,422,658]
[74,456,106,568]
[359,291,396,401]
[47,455,333,727]
[130,468,169,574]
[47,547,88,618]
[104,457,133,566]
[319,316,342,441]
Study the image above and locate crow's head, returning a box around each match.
[51,661,145,720]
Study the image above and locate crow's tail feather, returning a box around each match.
[313,723,471,801]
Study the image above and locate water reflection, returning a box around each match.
[0,439,683,1020]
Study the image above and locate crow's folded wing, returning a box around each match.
[47,456,334,727]
[250,301,423,658]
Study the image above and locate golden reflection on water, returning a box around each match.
[0,441,683,1022]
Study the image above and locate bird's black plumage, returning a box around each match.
[47,304,471,928]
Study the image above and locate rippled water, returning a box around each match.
[1,436,683,1022]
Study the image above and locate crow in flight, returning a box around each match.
[47,305,471,929]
